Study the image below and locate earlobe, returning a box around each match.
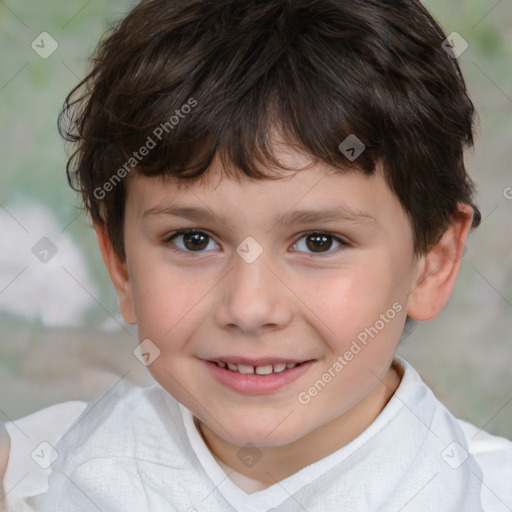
[407,203,474,321]
[93,222,137,324]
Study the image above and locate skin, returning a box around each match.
[0,422,9,504]
[95,144,473,488]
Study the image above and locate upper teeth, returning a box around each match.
[216,361,298,374]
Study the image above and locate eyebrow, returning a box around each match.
[142,204,377,227]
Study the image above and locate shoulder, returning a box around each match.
[458,419,512,512]
[18,386,198,511]
[394,357,512,510]
[0,381,166,508]
[2,400,88,504]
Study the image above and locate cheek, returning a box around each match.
[305,258,404,339]
[300,258,407,398]
[129,264,214,402]
[300,265,405,413]
[130,259,210,342]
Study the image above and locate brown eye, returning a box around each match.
[293,232,345,254]
[168,230,217,252]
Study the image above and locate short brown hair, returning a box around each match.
[60,0,481,260]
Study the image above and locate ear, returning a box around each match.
[407,203,474,321]
[94,221,137,324]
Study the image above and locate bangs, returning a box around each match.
[93,26,380,184]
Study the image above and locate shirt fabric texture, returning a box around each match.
[4,356,512,512]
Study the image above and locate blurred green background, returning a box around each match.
[0,0,511,437]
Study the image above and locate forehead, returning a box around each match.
[126,156,408,235]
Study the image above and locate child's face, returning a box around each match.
[118,147,421,448]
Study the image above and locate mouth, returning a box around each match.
[209,360,308,375]
[202,358,316,394]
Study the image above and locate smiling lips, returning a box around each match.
[204,358,316,393]
[213,360,301,374]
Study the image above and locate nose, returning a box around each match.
[214,249,293,336]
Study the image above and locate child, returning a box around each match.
[2,0,511,510]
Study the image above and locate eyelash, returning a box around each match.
[164,229,348,257]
